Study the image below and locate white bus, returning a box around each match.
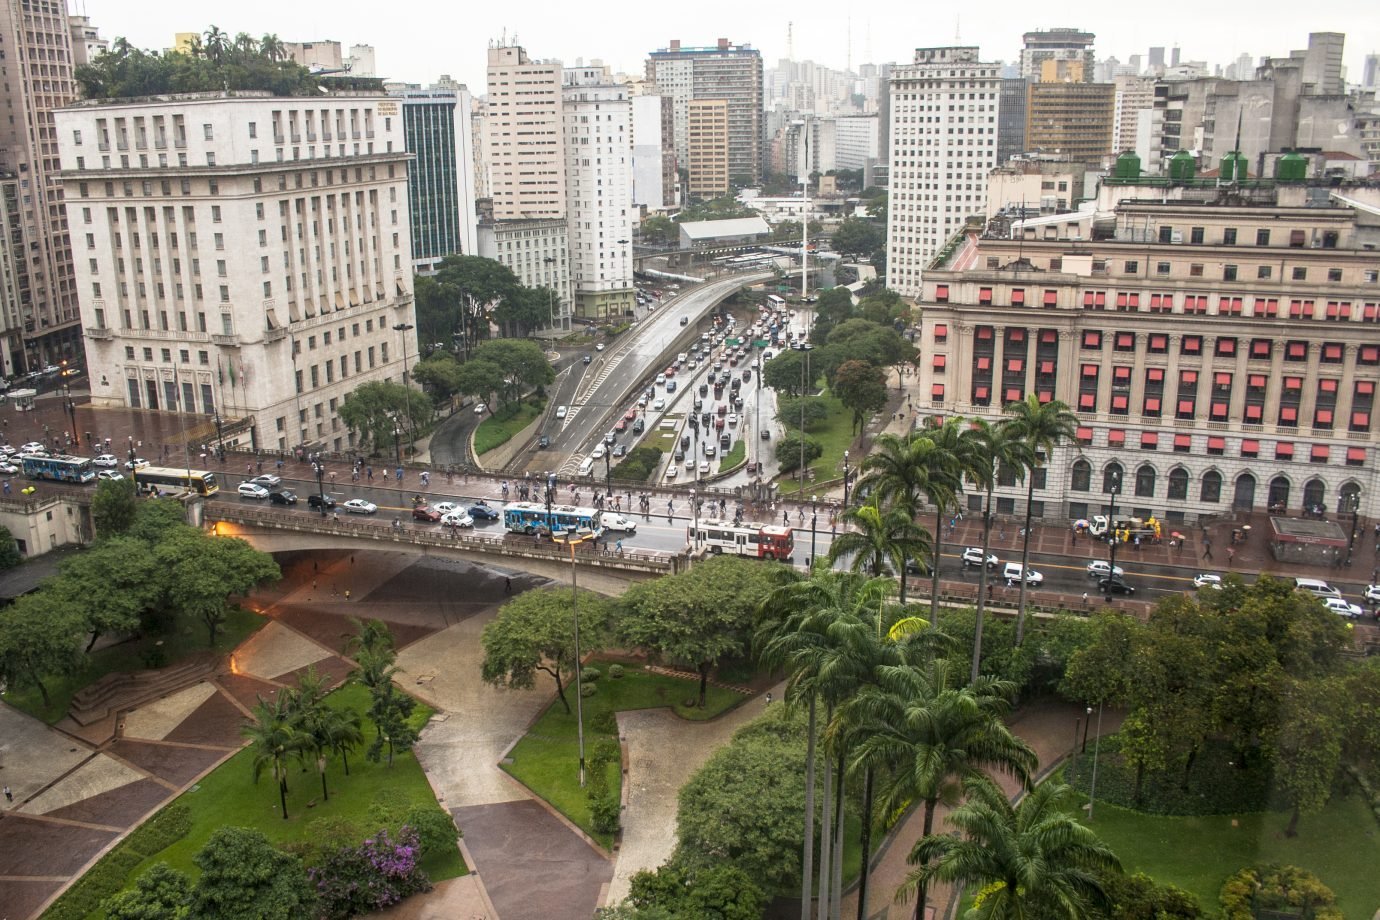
[503,501,603,537]
[766,294,787,309]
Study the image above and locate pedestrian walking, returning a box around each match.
[504,577,512,594]
[367,466,373,482]
[1227,547,1235,565]
[3,784,11,803]
[1082,592,1089,609]
[2,480,9,495]
[1203,541,1213,561]
[395,466,403,482]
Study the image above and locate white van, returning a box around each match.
[578,457,595,477]
[1295,577,1341,599]
[599,513,637,533]
[677,352,688,364]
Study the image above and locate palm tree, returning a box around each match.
[829,499,932,604]
[917,420,971,620]
[961,420,1034,684]
[844,659,1036,920]
[242,695,309,819]
[201,26,229,64]
[1003,396,1078,646]
[260,34,286,62]
[322,706,364,776]
[902,779,1121,920]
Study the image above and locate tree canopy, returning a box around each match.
[188,826,315,920]
[830,217,883,260]
[76,31,333,99]
[417,255,554,350]
[338,381,434,452]
[481,587,611,714]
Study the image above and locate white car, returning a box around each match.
[666,463,678,478]
[652,398,666,411]
[962,547,1000,568]
[595,343,606,351]
[590,445,605,460]
[125,457,149,471]
[19,441,43,453]
[1322,597,1364,619]
[92,454,119,468]
[250,474,281,487]
[1002,562,1043,585]
[237,482,270,499]
[1193,573,1224,590]
[440,510,474,528]
[343,498,378,514]
[433,502,460,516]
[555,405,568,419]
[699,460,710,474]
[0,462,17,474]
[599,513,637,533]
[96,469,124,481]
[656,374,666,386]
[474,402,488,415]
[727,413,738,426]
[1086,560,1125,579]
[1365,584,1380,603]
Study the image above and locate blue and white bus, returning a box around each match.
[21,454,96,483]
[503,501,602,537]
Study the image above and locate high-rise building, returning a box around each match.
[1112,75,1156,153]
[0,175,29,375]
[631,94,676,210]
[0,0,85,369]
[69,15,107,67]
[1148,47,1166,72]
[562,66,634,322]
[393,85,479,273]
[485,45,567,221]
[54,94,416,453]
[1020,29,1095,82]
[686,99,730,199]
[1296,31,1344,95]
[997,78,1030,164]
[647,39,764,185]
[1363,54,1380,90]
[283,40,343,72]
[347,45,376,78]
[885,47,1001,298]
[1024,81,1115,166]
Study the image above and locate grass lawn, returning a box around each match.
[122,683,463,885]
[718,438,745,473]
[474,398,545,456]
[778,391,853,496]
[6,607,266,724]
[502,661,747,848]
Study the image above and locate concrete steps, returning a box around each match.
[67,651,221,727]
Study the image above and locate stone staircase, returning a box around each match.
[67,651,221,727]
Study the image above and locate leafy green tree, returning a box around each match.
[776,395,830,431]
[864,191,887,221]
[413,274,459,349]
[365,682,420,766]
[156,529,279,645]
[904,780,1121,920]
[625,862,766,920]
[452,358,505,408]
[481,587,610,714]
[857,288,908,327]
[619,556,790,706]
[242,694,309,819]
[775,434,823,473]
[338,380,433,452]
[471,339,555,403]
[54,536,160,649]
[638,215,677,245]
[76,32,324,99]
[825,318,915,388]
[762,348,809,396]
[1272,675,1347,836]
[103,863,192,920]
[810,286,857,343]
[1002,396,1078,644]
[90,477,139,536]
[0,591,84,707]
[127,498,192,545]
[188,826,315,919]
[429,255,533,355]
[492,283,549,337]
[830,217,883,260]
[831,359,887,434]
[410,352,464,401]
[1101,872,1202,920]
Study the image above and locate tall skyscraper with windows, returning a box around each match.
[395,85,478,273]
[647,39,764,185]
[885,47,1001,298]
[0,0,87,370]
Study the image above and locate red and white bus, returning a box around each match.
[689,520,794,561]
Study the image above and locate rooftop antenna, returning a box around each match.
[787,21,794,62]
[847,17,852,73]
[955,15,962,42]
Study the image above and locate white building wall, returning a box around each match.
[648,58,693,166]
[477,220,572,330]
[55,93,415,452]
[834,115,879,170]
[631,94,666,212]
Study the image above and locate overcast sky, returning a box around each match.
[80,0,1377,93]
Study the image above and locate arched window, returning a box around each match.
[1268,476,1291,512]
[1167,467,1189,501]
[1233,472,1257,510]
[1339,482,1361,514]
[1200,470,1222,503]
[1103,461,1124,494]
[1135,463,1157,498]
[1303,478,1326,513]
[1071,459,1091,492]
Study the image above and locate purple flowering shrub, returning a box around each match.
[308,827,432,920]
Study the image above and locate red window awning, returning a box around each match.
[1011,289,1026,304]
[1217,338,1236,355]
[1076,426,1093,442]
[931,383,946,398]
[1038,389,1053,403]
[1145,397,1162,412]
[1081,363,1099,377]
[1316,409,1334,424]
[934,323,949,339]
[1276,442,1294,459]
[1312,445,1330,462]
[1040,329,1057,343]
[1007,359,1024,373]
[1008,328,1026,342]
[977,356,991,371]
[1358,380,1375,396]
[1284,377,1303,391]
[1287,342,1307,359]
[1354,411,1371,428]
[1113,367,1131,383]
[1280,406,1298,422]
[1361,345,1380,363]
[1005,387,1022,402]
[1323,343,1343,360]
[1079,393,1096,409]
[933,355,947,369]
[1082,331,1101,348]
[1348,447,1367,462]
[1039,360,1055,374]
[1245,404,1263,421]
[1211,402,1229,417]
[1178,399,1195,415]
[1214,372,1232,386]
[1174,434,1192,448]
[1116,332,1134,348]
[1147,368,1165,382]
[1242,439,1260,454]
[1207,436,1226,450]
[1181,370,1198,385]
[1319,378,1338,393]
[1112,394,1129,409]
[1083,291,1095,307]
[1042,290,1057,306]
[977,326,993,340]
[979,287,993,300]
[1248,374,1267,388]
[1095,292,1107,306]
[1107,429,1126,445]
[1116,293,1128,307]
[935,284,950,299]
[975,386,990,399]
[1140,432,1158,448]
[1149,334,1167,350]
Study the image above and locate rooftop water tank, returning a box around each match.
[1219,152,1248,182]
[1275,152,1307,181]
[1113,151,1141,180]
[1168,150,1197,183]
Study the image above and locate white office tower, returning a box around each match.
[54,93,416,453]
[885,47,1001,298]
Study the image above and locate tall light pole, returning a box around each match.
[543,256,558,344]
[842,450,852,507]
[810,493,818,567]
[1086,702,1104,819]
[792,119,811,306]
[614,239,630,323]
[393,322,415,442]
[566,526,587,787]
[1104,471,1121,602]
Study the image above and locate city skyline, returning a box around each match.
[84,0,1377,93]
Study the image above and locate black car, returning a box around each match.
[538,435,550,448]
[1099,577,1136,595]
[468,503,500,521]
[268,490,297,506]
[307,493,337,510]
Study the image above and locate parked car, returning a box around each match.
[237,482,270,499]
[268,490,297,505]
[1323,596,1364,619]
[307,493,337,510]
[962,547,999,568]
[343,498,378,514]
[1086,560,1125,579]
[19,441,44,453]
[1366,584,1380,603]
[412,505,442,523]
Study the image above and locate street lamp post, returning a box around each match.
[543,256,558,344]
[393,422,403,467]
[1104,472,1121,602]
[566,526,588,787]
[62,382,78,443]
[212,415,225,460]
[810,493,818,567]
[313,461,327,517]
[690,488,699,560]
[1086,702,1104,819]
[842,450,852,507]
[393,323,415,444]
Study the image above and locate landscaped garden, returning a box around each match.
[474,395,545,456]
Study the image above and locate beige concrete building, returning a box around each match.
[686,99,730,200]
[915,181,1380,523]
[0,0,85,369]
[984,161,1088,219]
[646,39,764,184]
[1025,81,1115,167]
[54,92,416,453]
[68,14,107,68]
[485,45,567,221]
[1112,75,1155,153]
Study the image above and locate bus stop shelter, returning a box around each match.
[8,388,36,411]
[1268,515,1348,567]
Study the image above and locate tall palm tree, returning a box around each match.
[902,779,1121,920]
[242,695,309,819]
[916,420,970,620]
[1003,396,1078,646]
[201,26,229,63]
[829,499,932,604]
[844,659,1036,920]
[260,34,286,62]
[961,420,1033,685]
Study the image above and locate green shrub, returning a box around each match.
[591,709,617,734]
[402,803,460,859]
[590,791,621,835]
[581,666,602,682]
[592,738,621,768]
[368,786,412,828]
[580,683,598,698]
[608,663,625,679]
[1220,865,1342,920]
[282,816,363,866]
[41,804,193,919]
